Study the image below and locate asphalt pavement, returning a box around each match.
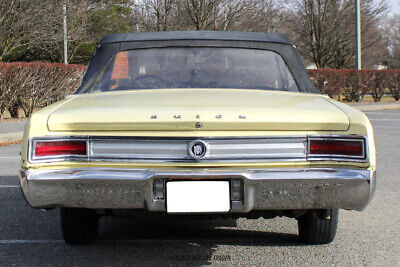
[0,110,399,266]
[0,120,26,135]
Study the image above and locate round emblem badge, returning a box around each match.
[188,140,208,159]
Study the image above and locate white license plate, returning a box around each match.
[166,181,230,213]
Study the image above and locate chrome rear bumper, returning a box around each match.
[20,168,376,212]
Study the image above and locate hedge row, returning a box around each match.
[0,62,86,118]
[307,69,400,102]
[0,63,399,119]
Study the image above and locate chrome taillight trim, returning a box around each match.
[306,136,367,162]
[29,138,90,163]
[28,135,368,164]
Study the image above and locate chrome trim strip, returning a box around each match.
[89,137,307,161]
[89,139,189,160]
[22,167,373,180]
[28,135,368,164]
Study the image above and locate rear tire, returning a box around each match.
[60,208,99,244]
[297,209,338,244]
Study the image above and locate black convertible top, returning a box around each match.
[77,31,319,94]
[99,31,294,46]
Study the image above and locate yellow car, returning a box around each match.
[20,31,376,245]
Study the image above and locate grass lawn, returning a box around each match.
[359,95,398,103]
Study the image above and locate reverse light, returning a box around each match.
[308,138,365,159]
[34,140,87,157]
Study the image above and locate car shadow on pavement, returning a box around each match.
[89,215,302,265]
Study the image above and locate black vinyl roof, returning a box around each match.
[99,31,294,46]
[77,31,319,94]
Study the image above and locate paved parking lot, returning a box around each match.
[1,110,399,266]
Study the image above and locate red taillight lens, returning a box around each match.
[35,141,87,157]
[309,139,364,157]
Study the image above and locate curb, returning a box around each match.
[0,132,23,144]
[349,103,400,111]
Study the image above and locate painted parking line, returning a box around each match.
[0,239,239,245]
[0,185,19,188]
[0,239,190,245]
[365,113,400,116]
[368,118,400,121]
[0,240,64,244]
[370,126,400,129]
[367,114,400,118]
[365,115,400,117]
[367,117,400,119]
[369,118,400,122]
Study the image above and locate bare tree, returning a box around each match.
[0,0,45,61]
[136,0,176,31]
[31,0,93,63]
[284,0,388,69]
[384,15,400,69]
[1,0,389,68]
[233,0,280,32]
[177,0,221,30]
[25,0,134,64]
[131,0,277,32]
[213,0,255,31]
[284,0,352,68]
[175,0,258,31]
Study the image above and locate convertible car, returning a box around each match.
[20,31,376,245]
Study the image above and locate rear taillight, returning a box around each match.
[308,138,365,159]
[34,141,87,157]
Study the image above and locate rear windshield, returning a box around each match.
[86,47,299,93]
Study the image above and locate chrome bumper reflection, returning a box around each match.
[20,168,376,212]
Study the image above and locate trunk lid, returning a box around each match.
[47,89,349,132]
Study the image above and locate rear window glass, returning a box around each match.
[87,47,299,93]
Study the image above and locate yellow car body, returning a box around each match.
[21,89,375,171]
[19,31,376,244]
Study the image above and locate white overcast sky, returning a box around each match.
[389,0,400,14]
